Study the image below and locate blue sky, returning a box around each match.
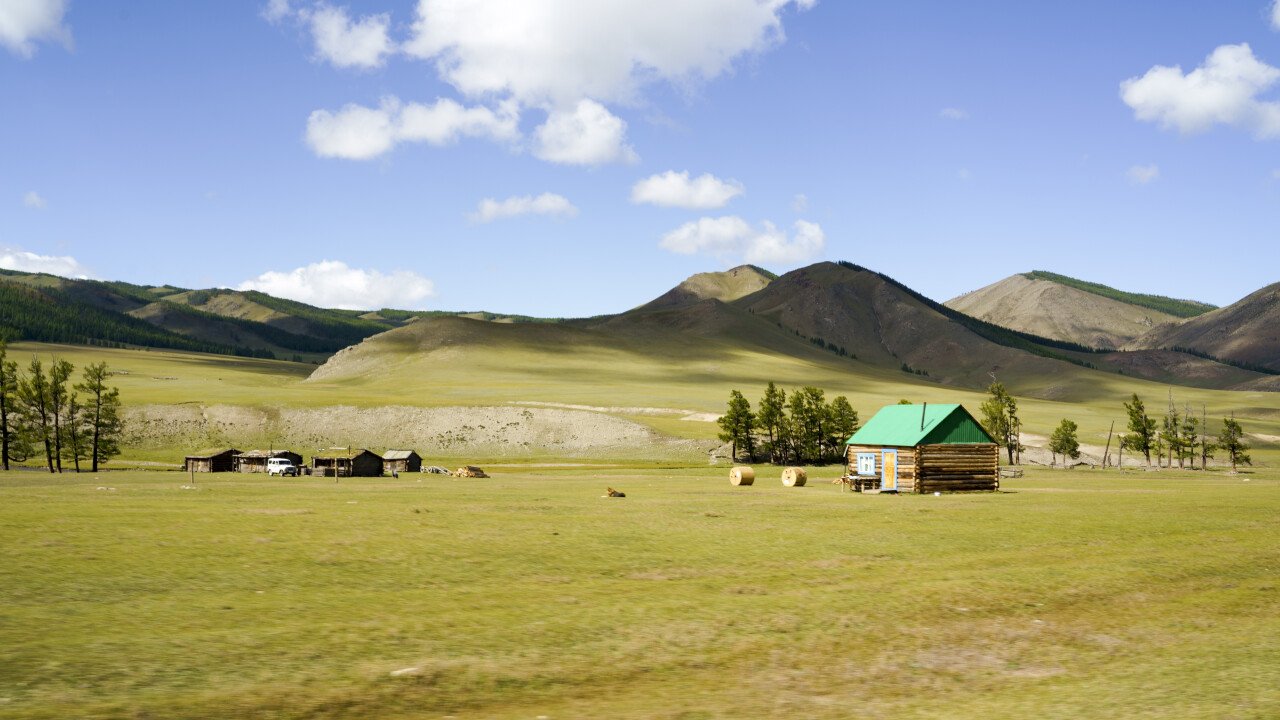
[3,1,1279,315]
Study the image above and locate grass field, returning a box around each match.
[2,465,1277,719]
[7,341,1279,469]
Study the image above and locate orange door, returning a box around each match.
[881,450,898,491]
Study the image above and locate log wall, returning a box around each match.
[916,443,999,493]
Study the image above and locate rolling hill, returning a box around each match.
[945,271,1213,349]
[1129,282,1280,373]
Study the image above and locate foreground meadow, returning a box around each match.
[2,466,1278,719]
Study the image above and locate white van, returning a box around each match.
[267,457,298,476]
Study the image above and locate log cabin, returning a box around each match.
[845,404,999,493]
[184,448,241,473]
[233,450,304,473]
[311,448,383,477]
[382,450,422,474]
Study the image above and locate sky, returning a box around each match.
[3,0,1279,315]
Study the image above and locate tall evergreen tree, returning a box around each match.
[1198,405,1216,470]
[756,383,787,464]
[980,382,1020,464]
[75,362,123,472]
[788,386,827,464]
[48,358,73,473]
[1159,406,1181,470]
[18,358,55,473]
[1179,408,1199,469]
[825,395,859,461]
[63,392,90,472]
[1217,416,1251,472]
[717,390,756,462]
[0,342,17,471]
[1048,419,1081,466]
[1121,393,1156,466]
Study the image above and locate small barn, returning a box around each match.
[846,404,999,493]
[382,450,422,475]
[312,448,383,477]
[184,448,241,473]
[233,450,304,473]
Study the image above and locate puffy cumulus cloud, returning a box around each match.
[0,0,71,58]
[22,191,46,209]
[1127,164,1160,184]
[659,216,824,264]
[533,99,638,165]
[1121,43,1280,139]
[939,107,969,120]
[308,4,393,69]
[306,96,519,160]
[404,0,818,107]
[0,247,91,278]
[237,261,435,310]
[630,171,744,209]
[470,193,578,223]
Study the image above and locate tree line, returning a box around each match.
[718,383,860,464]
[0,342,124,473]
[976,381,1251,471]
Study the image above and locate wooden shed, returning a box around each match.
[233,450,304,473]
[846,404,999,493]
[184,448,241,473]
[382,450,422,474]
[311,448,383,477]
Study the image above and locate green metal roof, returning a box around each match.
[846,404,995,446]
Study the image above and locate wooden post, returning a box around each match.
[1102,420,1114,468]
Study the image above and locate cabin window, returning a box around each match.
[856,452,876,476]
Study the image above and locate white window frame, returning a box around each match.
[856,452,876,476]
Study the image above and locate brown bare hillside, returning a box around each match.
[732,262,1086,389]
[1129,282,1280,372]
[638,264,774,310]
[945,274,1182,349]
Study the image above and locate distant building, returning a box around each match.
[184,448,241,473]
[233,450,304,473]
[382,450,422,475]
[846,404,998,493]
[311,448,383,477]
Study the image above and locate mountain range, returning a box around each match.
[2,263,1276,395]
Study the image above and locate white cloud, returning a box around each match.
[470,193,578,223]
[791,193,809,213]
[262,0,292,24]
[659,216,825,264]
[237,261,435,310]
[1270,168,1280,180]
[0,247,91,278]
[1128,164,1160,184]
[533,99,638,165]
[1272,0,1280,31]
[306,96,519,160]
[404,0,817,107]
[630,171,744,209]
[22,191,46,209]
[307,4,392,70]
[940,107,969,120]
[0,0,71,58]
[1121,43,1280,139]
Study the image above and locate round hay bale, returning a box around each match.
[729,466,755,486]
[781,467,807,487]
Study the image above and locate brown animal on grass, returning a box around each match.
[606,487,626,498]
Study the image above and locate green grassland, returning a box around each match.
[1,466,1277,718]
[7,340,1279,468]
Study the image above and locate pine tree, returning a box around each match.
[757,383,787,464]
[18,358,55,473]
[48,358,73,473]
[1217,416,1251,472]
[1199,405,1216,470]
[717,390,756,462]
[0,342,18,471]
[1048,419,1081,466]
[1121,393,1156,465]
[1179,408,1198,469]
[980,382,1020,464]
[788,386,826,464]
[1159,406,1180,470]
[63,392,90,472]
[825,396,860,462]
[75,362,123,472]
